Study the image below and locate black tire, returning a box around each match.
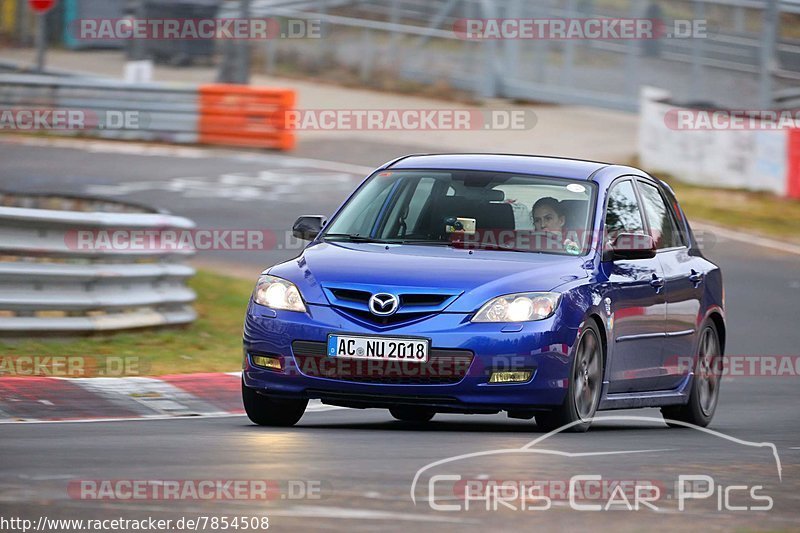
[661,321,722,428]
[536,321,604,433]
[242,381,307,427]
[389,406,436,423]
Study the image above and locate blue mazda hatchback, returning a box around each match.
[242,154,725,431]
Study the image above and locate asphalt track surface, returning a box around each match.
[1,137,799,532]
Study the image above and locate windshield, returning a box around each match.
[323,169,597,255]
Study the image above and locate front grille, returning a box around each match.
[329,288,371,304]
[400,294,451,307]
[292,340,473,385]
[322,285,461,327]
[335,308,432,326]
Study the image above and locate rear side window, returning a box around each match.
[637,181,684,249]
[605,180,645,245]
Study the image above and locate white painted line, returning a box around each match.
[0,135,374,176]
[306,404,347,412]
[44,501,475,524]
[18,474,76,481]
[69,376,216,416]
[0,400,342,424]
[693,221,800,256]
[0,412,246,425]
[232,151,373,176]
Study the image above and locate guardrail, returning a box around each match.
[0,74,296,151]
[0,193,198,334]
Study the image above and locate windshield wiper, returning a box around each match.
[394,239,454,246]
[392,239,531,251]
[457,242,536,253]
[323,233,388,243]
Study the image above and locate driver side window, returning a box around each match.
[605,180,645,247]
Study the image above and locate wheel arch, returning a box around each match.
[706,311,726,354]
[586,312,608,370]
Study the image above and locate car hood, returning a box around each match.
[267,242,588,313]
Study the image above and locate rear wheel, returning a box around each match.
[390,406,436,423]
[242,381,307,427]
[536,321,604,433]
[662,321,722,428]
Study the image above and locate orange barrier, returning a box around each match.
[198,84,296,151]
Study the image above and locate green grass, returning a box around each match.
[0,270,254,377]
[644,168,800,244]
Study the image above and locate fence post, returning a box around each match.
[690,0,707,102]
[478,0,498,98]
[360,28,373,82]
[625,0,641,101]
[759,0,779,109]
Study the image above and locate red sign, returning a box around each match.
[27,0,56,14]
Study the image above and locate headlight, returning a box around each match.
[472,292,561,323]
[252,275,307,312]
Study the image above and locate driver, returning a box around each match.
[531,197,581,254]
[532,197,566,233]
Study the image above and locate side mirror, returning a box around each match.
[292,215,327,241]
[608,233,657,261]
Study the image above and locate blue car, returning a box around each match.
[242,154,725,432]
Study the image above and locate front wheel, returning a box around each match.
[390,406,436,423]
[536,321,604,433]
[661,321,722,428]
[242,381,307,427]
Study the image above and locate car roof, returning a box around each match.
[385,153,610,181]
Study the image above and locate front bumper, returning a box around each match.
[242,302,579,411]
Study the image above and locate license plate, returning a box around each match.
[327,334,429,363]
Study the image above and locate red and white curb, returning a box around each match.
[0,372,342,423]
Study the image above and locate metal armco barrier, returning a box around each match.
[0,74,296,151]
[198,84,296,150]
[0,74,199,144]
[0,193,198,333]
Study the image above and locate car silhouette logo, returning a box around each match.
[369,293,399,316]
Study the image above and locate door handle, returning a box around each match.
[688,269,704,287]
[649,273,665,290]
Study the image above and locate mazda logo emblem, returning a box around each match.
[369,293,399,316]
